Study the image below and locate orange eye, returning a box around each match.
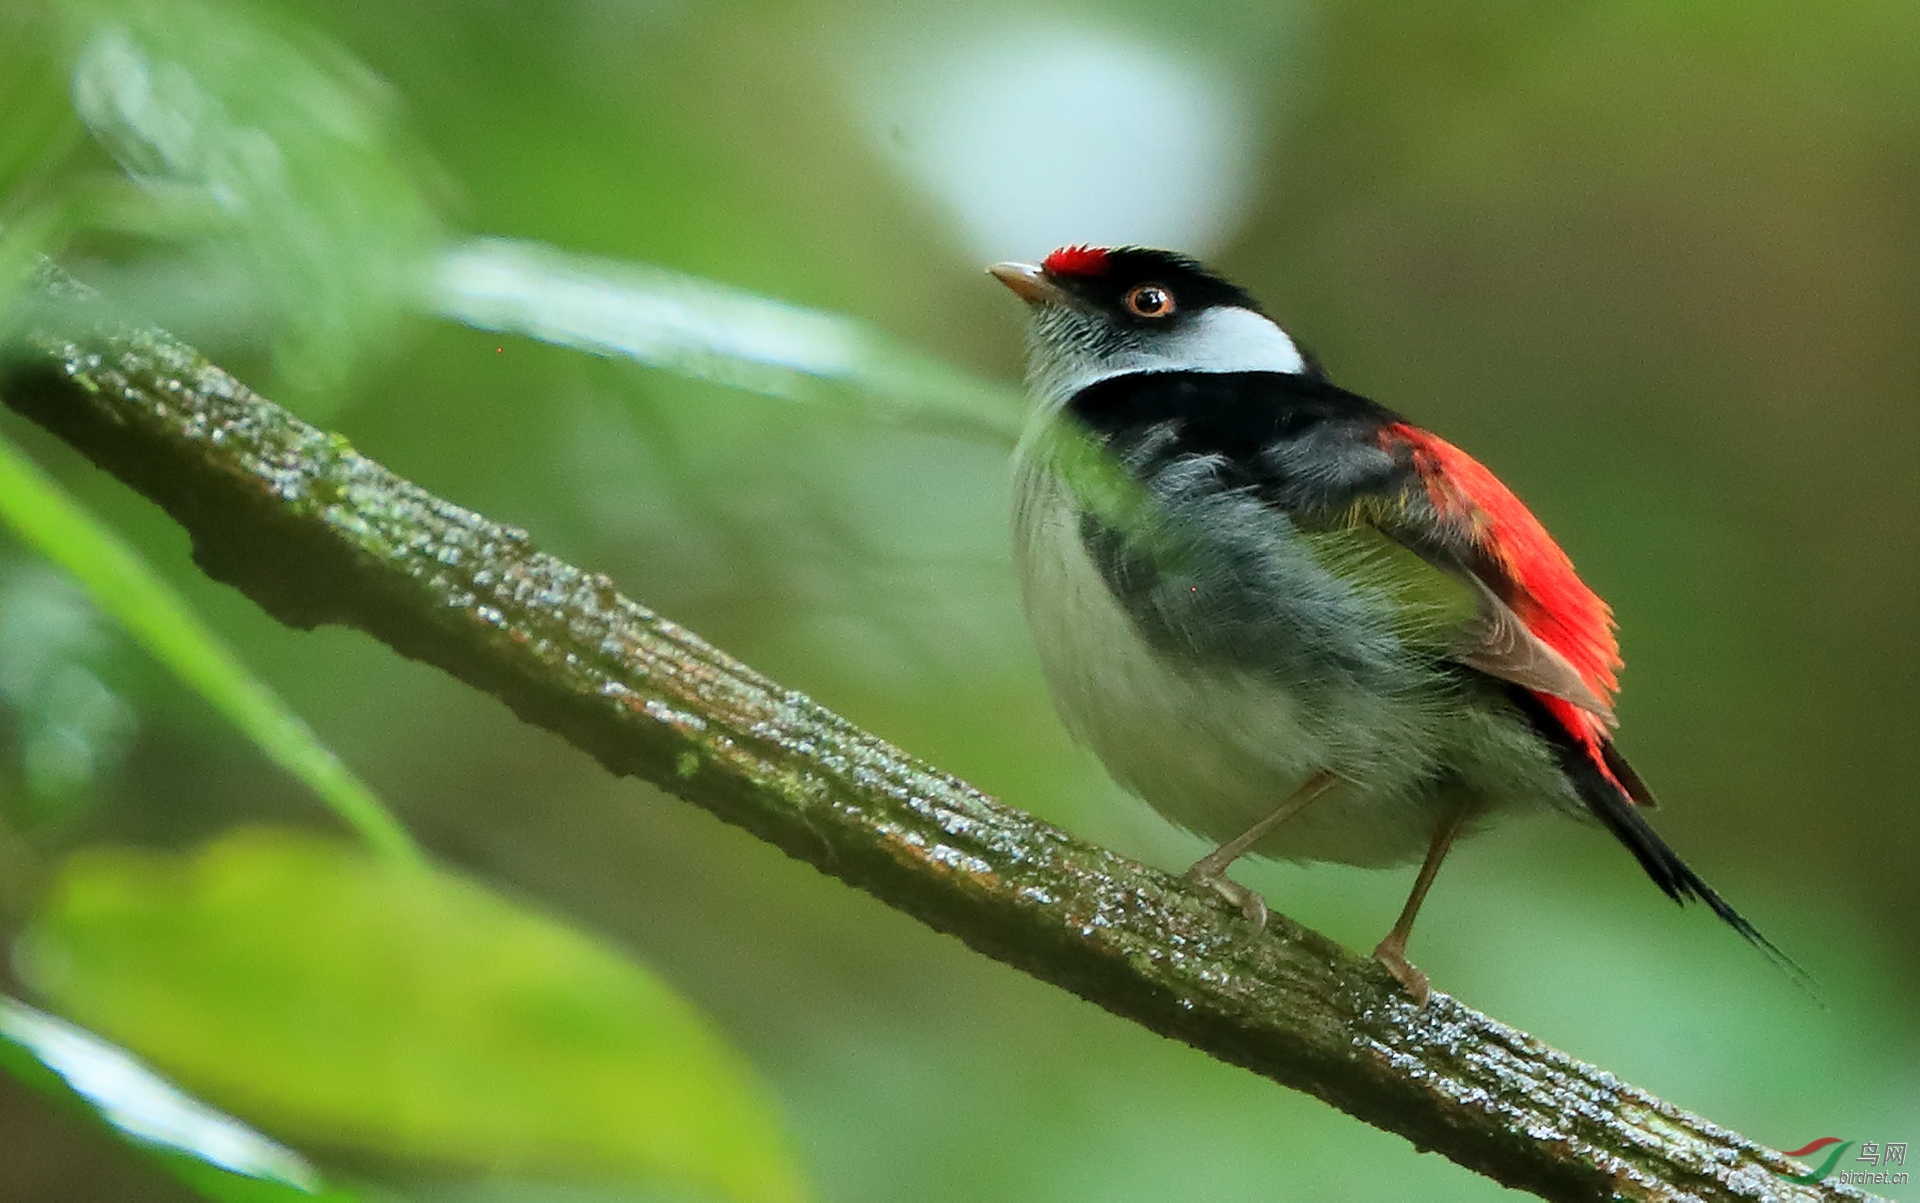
[1124,283,1175,318]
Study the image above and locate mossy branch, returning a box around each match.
[0,290,1876,1203]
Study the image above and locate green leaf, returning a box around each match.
[17,828,810,1203]
[433,237,1024,446]
[0,995,357,1202]
[0,428,419,863]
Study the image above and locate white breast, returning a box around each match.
[1010,442,1468,866]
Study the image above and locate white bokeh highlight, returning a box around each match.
[857,22,1262,262]
[0,998,319,1189]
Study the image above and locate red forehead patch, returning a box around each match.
[1042,245,1109,277]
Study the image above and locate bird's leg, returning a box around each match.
[1372,807,1471,1007]
[1184,771,1337,928]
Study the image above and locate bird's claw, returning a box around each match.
[1186,869,1269,929]
[1372,939,1432,1008]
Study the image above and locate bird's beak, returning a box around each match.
[988,261,1071,306]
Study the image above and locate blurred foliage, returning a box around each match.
[0,425,416,864]
[2,0,441,400]
[434,237,1024,444]
[0,0,1916,1200]
[0,560,136,827]
[20,830,806,1203]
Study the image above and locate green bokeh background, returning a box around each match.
[1,1,1916,1199]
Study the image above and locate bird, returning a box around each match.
[989,244,1796,1005]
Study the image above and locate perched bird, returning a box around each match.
[991,244,1792,1004]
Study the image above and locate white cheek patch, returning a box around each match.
[1036,305,1307,406]
[1163,306,1307,375]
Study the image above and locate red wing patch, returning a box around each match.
[1042,245,1109,277]
[1382,423,1633,794]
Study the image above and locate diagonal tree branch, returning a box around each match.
[0,290,1876,1203]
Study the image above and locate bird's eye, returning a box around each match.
[1124,284,1175,318]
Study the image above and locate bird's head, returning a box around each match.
[989,245,1310,409]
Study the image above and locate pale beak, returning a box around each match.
[988,261,1072,306]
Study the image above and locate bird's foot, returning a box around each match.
[1184,867,1269,929]
[1372,937,1431,1008]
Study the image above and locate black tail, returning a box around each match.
[1513,691,1819,997]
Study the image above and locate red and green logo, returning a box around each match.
[1781,1138,1852,1184]
[1783,1136,1910,1187]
